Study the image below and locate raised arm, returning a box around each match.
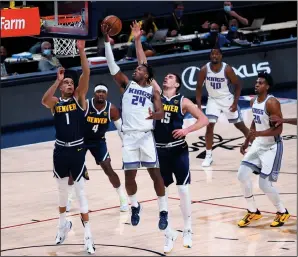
[132,21,162,93]
[173,97,209,139]
[41,67,63,110]
[74,40,90,110]
[101,23,129,94]
[196,65,207,109]
[225,64,242,112]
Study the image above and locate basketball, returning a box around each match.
[102,15,122,36]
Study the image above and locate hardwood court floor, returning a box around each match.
[1,103,297,256]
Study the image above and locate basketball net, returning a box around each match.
[41,15,83,57]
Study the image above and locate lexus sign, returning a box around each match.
[182,62,271,91]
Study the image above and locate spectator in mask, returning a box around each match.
[38,41,61,72]
[226,19,246,42]
[167,2,193,36]
[201,23,230,48]
[202,1,249,32]
[0,46,8,77]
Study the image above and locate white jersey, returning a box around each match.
[252,95,281,145]
[121,80,155,132]
[205,62,232,99]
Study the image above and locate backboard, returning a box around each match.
[37,1,97,40]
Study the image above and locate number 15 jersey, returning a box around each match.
[121,80,154,132]
[154,94,184,144]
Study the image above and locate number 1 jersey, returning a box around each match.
[121,80,154,132]
[53,96,85,142]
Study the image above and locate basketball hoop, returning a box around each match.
[41,14,83,57]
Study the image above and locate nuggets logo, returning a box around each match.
[104,112,107,116]
[174,100,179,104]
[85,170,89,179]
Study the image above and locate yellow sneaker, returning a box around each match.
[238,209,262,227]
[270,209,290,227]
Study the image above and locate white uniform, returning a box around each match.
[121,80,159,170]
[205,62,242,123]
[241,95,283,182]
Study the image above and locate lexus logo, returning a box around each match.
[181,66,200,91]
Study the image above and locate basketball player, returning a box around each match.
[132,21,209,252]
[196,48,249,167]
[237,72,290,227]
[84,84,129,211]
[41,40,95,254]
[101,23,169,230]
[270,116,297,126]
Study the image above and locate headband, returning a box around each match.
[94,85,108,93]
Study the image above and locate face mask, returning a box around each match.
[230,26,238,32]
[43,49,51,56]
[175,10,183,18]
[224,6,231,12]
[210,30,219,35]
[0,55,6,63]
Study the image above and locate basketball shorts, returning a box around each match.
[206,95,243,123]
[53,144,89,182]
[85,139,110,165]
[241,139,283,182]
[157,141,190,187]
[122,131,159,170]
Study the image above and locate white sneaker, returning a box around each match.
[84,237,96,254]
[202,155,213,167]
[120,196,129,212]
[183,229,192,248]
[55,220,72,244]
[164,230,178,254]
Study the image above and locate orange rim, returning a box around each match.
[41,14,81,24]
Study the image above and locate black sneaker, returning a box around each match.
[159,211,168,230]
[131,203,141,226]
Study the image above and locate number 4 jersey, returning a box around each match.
[154,94,185,144]
[121,80,154,132]
[205,62,232,99]
[53,96,85,144]
[84,98,111,143]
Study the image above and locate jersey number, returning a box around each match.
[92,124,99,133]
[161,112,171,124]
[131,95,146,106]
[253,114,261,124]
[65,113,70,125]
[211,82,221,89]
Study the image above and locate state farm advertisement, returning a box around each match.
[0,7,40,38]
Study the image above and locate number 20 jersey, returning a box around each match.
[154,94,184,144]
[121,80,154,132]
[205,62,232,99]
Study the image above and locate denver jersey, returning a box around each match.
[53,96,85,143]
[154,94,184,144]
[84,98,111,143]
[252,95,281,145]
[205,62,232,99]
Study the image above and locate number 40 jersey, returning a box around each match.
[154,94,185,144]
[121,81,155,132]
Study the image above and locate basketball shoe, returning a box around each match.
[202,153,213,167]
[164,230,178,253]
[238,209,262,227]
[131,202,142,226]
[84,237,96,254]
[119,196,129,212]
[55,220,72,244]
[159,211,168,230]
[183,229,192,248]
[270,209,290,227]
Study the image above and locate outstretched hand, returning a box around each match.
[130,20,143,41]
[101,22,111,36]
[76,40,86,50]
[57,67,65,82]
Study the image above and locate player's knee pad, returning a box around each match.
[259,176,273,193]
[177,185,189,196]
[56,177,69,207]
[74,178,89,214]
[237,165,251,183]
